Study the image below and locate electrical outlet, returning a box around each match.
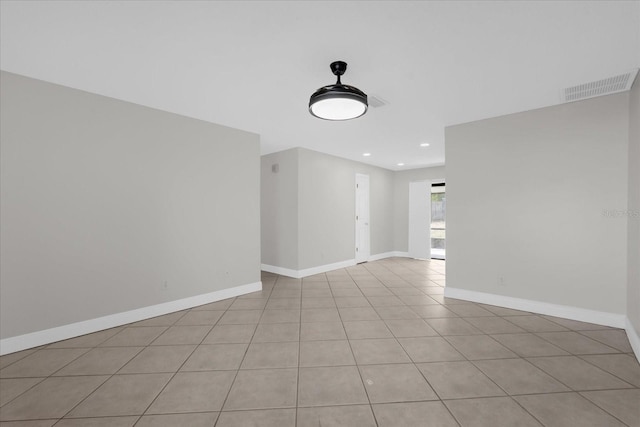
[498,276,506,287]
[162,280,168,291]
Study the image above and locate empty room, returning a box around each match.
[1,1,639,426]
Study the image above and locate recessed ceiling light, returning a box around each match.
[363,153,371,157]
[420,143,430,147]
[397,163,405,166]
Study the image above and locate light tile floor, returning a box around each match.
[1,258,639,426]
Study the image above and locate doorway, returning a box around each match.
[431,182,446,259]
[355,174,370,263]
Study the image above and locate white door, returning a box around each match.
[355,174,370,263]
[408,180,431,259]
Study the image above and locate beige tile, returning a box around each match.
[398,337,465,362]
[151,325,211,345]
[384,319,438,337]
[99,327,167,347]
[297,405,376,427]
[447,305,495,317]
[228,298,268,310]
[269,289,301,299]
[581,389,640,427]
[202,324,256,344]
[503,316,569,332]
[54,417,138,427]
[359,363,437,403]
[192,299,234,311]
[0,378,44,407]
[298,366,368,407]
[299,340,355,367]
[444,396,543,427]
[241,342,298,369]
[579,330,634,352]
[491,333,569,357]
[67,373,171,417]
[118,345,195,374]
[301,297,336,309]
[581,354,640,387]
[265,298,300,310]
[338,307,380,321]
[426,318,482,335]
[514,392,626,427]
[366,296,404,307]
[300,322,346,341]
[0,349,39,370]
[334,297,371,308]
[410,305,458,318]
[479,305,531,316]
[466,317,526,334]
[252,322,299,342]
[330,288,363,297]
[130,312,186,327]
[146,371,235,413]
[350,339,411,365]
[536,332,619,355]
[0,420,56,426]
[375,306,421,320]
[528,356,634,390]
[218,310,263,325]
[54,347,142,376]
[372,401,459,427]
[302,288,333,298]
[47,328,122,349]
[259,309,300,323]
[216,408,295,427]
[417,361,505,399]
[474,358,570,395]
[174,310,223,325]
[181,344,247,371]
[0,376,107,421]
[0,349,88,378]
[445,335,517,360]
[224,368,298,410]
[136,413,218,427]
[541,315,613,331]
[301,308,341,322]
[343,320,393,339]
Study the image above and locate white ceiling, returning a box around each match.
[1,1,639,171]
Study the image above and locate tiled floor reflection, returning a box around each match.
[1,258,638,426]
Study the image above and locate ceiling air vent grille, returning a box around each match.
[368,94,388,108]
[561,69,638,103]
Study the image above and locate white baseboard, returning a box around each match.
[262,259,357,279]
[368,251,411,261]
[444,287,626,329]
[262,252,412,279]
[0,281,262,356]
[626,318,640,363]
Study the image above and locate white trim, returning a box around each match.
[626,318,640,363]
[262,252,414,279]
[261,264,301,278]
[444,287,626,328]
[262,259,357,279]
[0,281,262,356]
[368,251,411,261]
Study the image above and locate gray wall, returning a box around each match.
[0,71,261,340]
[297,148,395,269]
[393,166,446,252]
[261,149,299,270]
[629,80,640,332]
[446,93,629,315]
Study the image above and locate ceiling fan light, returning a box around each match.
[309,61,368,121]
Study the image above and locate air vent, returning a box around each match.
[368,94,388,108]
[561,69,638,103]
